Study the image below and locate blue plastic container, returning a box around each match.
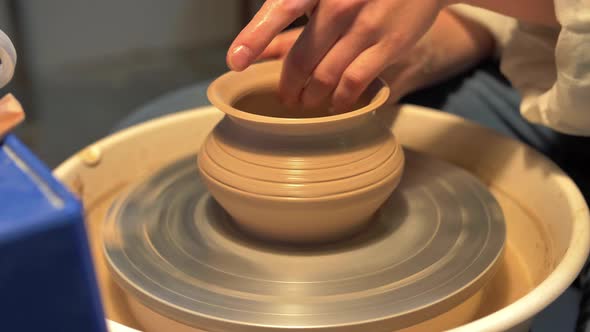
[0,134,106,332]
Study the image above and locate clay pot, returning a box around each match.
[197,60,405,243]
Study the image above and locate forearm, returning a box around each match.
[385,8,494,100]
[448,0,558,26]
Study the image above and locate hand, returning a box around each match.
[227,0,445,111]
[257,26,434,105]
[256,8,495,106]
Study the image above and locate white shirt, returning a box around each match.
[450,2,590,136]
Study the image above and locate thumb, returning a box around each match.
[227,0,316,71]
[380,64,415,105]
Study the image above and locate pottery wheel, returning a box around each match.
[103,149,505,331]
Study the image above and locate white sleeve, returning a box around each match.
[499,0,590,136]
[450,1,590,136]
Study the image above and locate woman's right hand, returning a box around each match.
[257,8,494,106]
[257,26,430,104]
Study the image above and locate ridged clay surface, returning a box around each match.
[198,60,404,243]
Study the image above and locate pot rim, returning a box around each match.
[206,60,391,126]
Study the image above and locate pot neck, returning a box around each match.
[207,60,390,137]
[225,110,378,137]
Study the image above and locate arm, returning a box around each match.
[452,0,558,27]
[382,8,495,102]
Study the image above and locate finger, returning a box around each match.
[332,44,391,112]
[227,0,317,71]
[258,28,303,60]
[380,63,415,104]
[279,0,360,105]
[299,31,373,108]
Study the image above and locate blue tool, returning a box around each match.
[0,134,107,332]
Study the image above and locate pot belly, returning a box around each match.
[197,116,405,243]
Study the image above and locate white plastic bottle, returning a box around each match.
[0,29,16,88]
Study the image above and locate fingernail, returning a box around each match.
[302,93,321,109]
[229,45,253,71]
[278,87,298,108]
[280,94,298,109]
[331,98,353,114]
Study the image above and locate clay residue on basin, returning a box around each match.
[81,180,549,332]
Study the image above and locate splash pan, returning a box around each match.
[53,105,590,332]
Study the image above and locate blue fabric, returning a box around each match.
[115,59,589,331]
[113,81,212,133]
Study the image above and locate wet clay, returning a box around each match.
[85,184,541,332]
[232,88,371,118]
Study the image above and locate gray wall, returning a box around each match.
[1,0,247,166]
[19,0,240,73]
[0,1,14,37]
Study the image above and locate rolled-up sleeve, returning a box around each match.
[451,1,590,136]
[501,0,590,136]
